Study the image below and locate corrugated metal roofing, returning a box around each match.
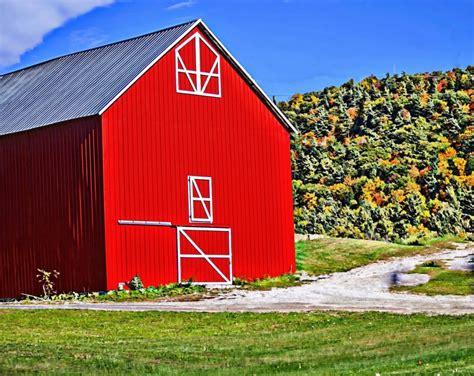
[0,20,197,136]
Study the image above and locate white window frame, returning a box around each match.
[177,226,232,284]
[175,32,221,98]
[188,176,213,223]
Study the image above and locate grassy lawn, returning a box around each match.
[392,261,474,296]
[234,273,300,290]
[0,310,472,375]
[296,235,463,276]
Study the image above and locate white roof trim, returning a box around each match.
[99,19,297,133]
[99,19,201,115]
[198,20,297,133]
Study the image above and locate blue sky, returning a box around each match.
[1,0,473,98]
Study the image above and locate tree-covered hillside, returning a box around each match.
[280,66,473,242]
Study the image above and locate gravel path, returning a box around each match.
[2,244,473,315]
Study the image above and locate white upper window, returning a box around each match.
[175,32,221,97]
[188,176,213,223]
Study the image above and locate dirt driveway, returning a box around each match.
[2,244,473,315]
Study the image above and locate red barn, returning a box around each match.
[0,20,296,298]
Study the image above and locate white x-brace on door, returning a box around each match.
[177,226,232,284]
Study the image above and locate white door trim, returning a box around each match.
[177,226,232,284]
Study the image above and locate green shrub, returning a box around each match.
[127,275,144,290]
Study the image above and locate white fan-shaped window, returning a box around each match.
[175,32,221,97]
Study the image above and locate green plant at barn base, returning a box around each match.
[127,274,144,290]
[281,66,473,241]
[36,269,60,298]
[21,281,208,303]
[233,274,300,290]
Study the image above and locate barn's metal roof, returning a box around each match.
[0,19,296,136]
[0,20,197,136]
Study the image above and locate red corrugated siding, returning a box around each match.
[0,117,106,297]
[102,27,295,288]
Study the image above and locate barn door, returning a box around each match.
[177,227,232,284]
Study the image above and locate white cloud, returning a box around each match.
[69,27,108,50]
[167,0,196,11]
[0,0,114,68]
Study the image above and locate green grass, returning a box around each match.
[392,260,474,296]
[0,310,472,375]
[233,274,300,290]
[413,234,466,247]
[296,236,463,276]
